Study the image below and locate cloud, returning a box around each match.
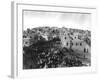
[23,10,91,30]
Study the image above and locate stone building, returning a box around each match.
[59,29,91,54]
[59,28,71,49]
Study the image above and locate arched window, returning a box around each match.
[84,48,86,53]
[23,35,27,38]
[66,42,68,46]
[25,42,28,44]
[80,43,82,46]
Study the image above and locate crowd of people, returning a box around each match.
[23,39,84,69]
[23,27,91,69]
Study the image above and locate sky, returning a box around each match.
[23,10,91,30]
